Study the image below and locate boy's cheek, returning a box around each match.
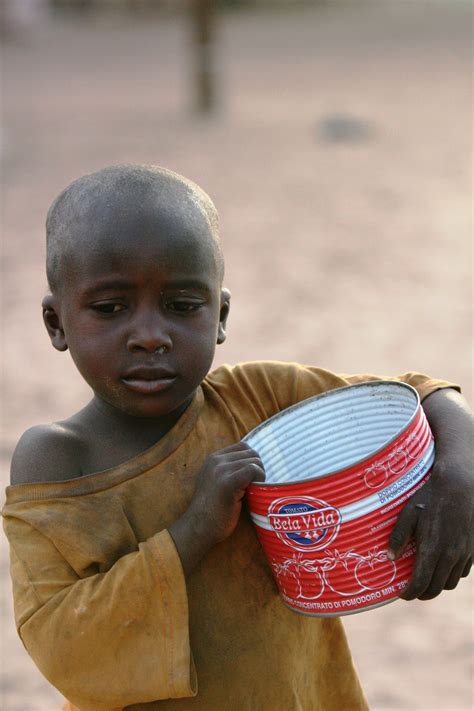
[67,342,116,382]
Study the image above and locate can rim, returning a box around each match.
[244,380,421,488]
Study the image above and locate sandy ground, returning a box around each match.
[1,2,472,709]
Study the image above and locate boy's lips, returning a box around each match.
[121,367,177,394]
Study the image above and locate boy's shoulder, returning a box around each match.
[10,421,85,486]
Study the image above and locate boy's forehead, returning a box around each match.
[78,185,212,241]
[68,193,219,280]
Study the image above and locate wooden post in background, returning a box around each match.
[191,0,217,112]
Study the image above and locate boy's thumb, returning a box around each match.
[387,504,419,560]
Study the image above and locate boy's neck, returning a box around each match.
[66,394,196,475]
[88,394,194,442]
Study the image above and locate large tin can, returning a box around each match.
[245,381,434,616]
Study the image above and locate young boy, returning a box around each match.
[3,165,472,711]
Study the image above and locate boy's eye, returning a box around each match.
[90,302,125,315]
[165,300,203,313]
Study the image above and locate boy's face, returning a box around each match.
[44,200,229,419]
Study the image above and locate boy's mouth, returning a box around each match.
[121,367,177,394]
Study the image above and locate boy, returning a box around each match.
[3,165,472,711]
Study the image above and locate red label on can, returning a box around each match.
[245,383,435,616]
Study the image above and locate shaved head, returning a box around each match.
[46,164,224,293]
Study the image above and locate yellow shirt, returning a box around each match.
[2,362,456,711]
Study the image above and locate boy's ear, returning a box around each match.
[42,294,68,352]
[217,288,231,345]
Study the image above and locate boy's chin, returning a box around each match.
[99,390,195,421]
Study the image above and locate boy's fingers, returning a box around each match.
[228,463,265,490]
[416,554,459,600]
[388,502,419,560]
[215,444,261,461]
[217,452,263,466]
[215,457,263,473]
[444,556,471,590]
[399,549,440,600]
[226,441,255,451]
[461,558,472,577]
[215,441,257,454]
[243,462,265,483]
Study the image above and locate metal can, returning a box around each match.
[245,381,433,616]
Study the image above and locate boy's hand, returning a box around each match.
[388,388,473,601]
[169,442,265,575]
[188,442,265,544]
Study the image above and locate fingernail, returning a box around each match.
[387,549,396,561]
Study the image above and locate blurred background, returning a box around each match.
[0,0,472,709]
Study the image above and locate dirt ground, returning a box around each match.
[1,2,472,709]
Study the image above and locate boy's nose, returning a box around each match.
[126,315,173,354]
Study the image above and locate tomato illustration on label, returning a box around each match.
[272,554,325,600]
[406,432,424,461]
[319,548,397,597]
[298,558,325,600]
[363,462,388,489]
[272,558,300,598]
[320,550,366,596]
[387,446,408,475]
[354,549,397,590]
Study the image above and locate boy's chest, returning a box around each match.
[128,427,236,537]
[86,412,242,549]
[77,423,185,478]
[49,402,247,575]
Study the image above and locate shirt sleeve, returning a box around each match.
[3,514,197,710]
[336,371,460,403]
[206,361,459,436]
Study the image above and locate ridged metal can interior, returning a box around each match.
[244,381,420,485]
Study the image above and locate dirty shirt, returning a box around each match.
[2,362,457,711]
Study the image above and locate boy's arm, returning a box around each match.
[4,437,263,710]
[388,388,473,600]
[4,517,196,711]
[6,428,198,710]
